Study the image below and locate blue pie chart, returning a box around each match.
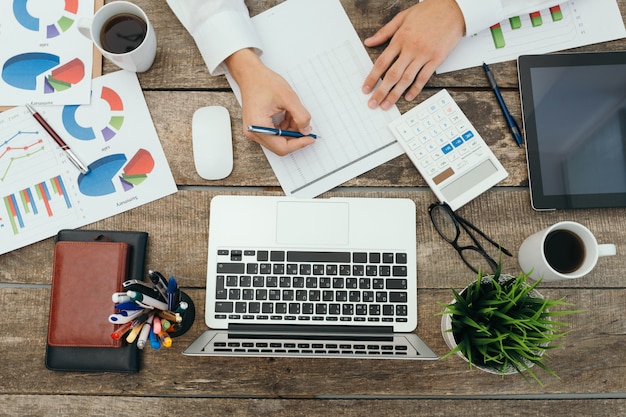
[77,154,128,197]
[13,0,38,31]
[1,52,59,90]
[62,104,96,140]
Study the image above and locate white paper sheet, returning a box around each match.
[227,0,403,198]
[438,0,626,73]
[0,71,177,255]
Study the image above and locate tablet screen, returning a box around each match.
[518,52,626,210]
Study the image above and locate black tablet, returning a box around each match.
[518,51,626,210]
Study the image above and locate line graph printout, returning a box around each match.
[227,0,403,198]
[0,0,95,105]
[438,0,626,73]
[0,70,176,255]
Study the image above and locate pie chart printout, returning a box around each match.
[62,86,125,142]
[1,53,85,93]
[13,0,79,38]
[77,149,155,197]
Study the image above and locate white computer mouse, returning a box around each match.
[192,106,233,180]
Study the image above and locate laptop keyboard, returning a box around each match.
[212,249,410,325]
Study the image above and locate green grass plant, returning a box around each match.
[438,262,582,385]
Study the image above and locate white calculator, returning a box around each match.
[388,89,508,211]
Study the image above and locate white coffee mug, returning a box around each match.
[78,1,156,72]
[518,221,616,282]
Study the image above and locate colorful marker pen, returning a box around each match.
[153,316,162,334]
[111,321,134,340]
[149,328,161,350]
[127,290,168,310]
[136,313,154,349]
[125,320,144,343]
[109,309,145,324]
[112,292,131,303]
[158,332,172,348]
[157,310,182,323]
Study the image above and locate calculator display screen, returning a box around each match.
[519,52,626,209]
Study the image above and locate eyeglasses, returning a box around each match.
[428,202,512,274]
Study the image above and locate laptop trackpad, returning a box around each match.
[276,201,349,246]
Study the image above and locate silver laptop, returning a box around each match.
[183,195,437,360]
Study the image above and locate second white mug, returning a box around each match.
[518,221,616,282]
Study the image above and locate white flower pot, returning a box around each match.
[440,274,544,375]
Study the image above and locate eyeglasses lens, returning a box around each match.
[460,247,496,274]
[430,205,458,242]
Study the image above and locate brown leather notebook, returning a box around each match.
[48,241,129,348]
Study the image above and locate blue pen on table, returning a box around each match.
[482,63,523,147]
[247,125,319,139]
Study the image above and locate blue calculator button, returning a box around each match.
[452,137,464,148]
[462,131,474,141]
[441,144,454,154]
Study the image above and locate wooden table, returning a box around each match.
[2,1,626,415]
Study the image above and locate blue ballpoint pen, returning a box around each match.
[247,125,319,139]
[482,63,523,147]
[167,276,178,311]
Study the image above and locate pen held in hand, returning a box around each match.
[482,63,524,147]
[25,103,90,173]
[247,125,319,140]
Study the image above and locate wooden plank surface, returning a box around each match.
[2,397,626,417]
[1,287,625,397]
[2,0,626,415]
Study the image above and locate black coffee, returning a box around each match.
[543,229,585,274]
[100,13,147,54]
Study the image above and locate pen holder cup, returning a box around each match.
[168,291,195,338]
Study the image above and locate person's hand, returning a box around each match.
[362,0,465,110]
[225,48,315,156]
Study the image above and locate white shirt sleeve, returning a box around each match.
[454,0,565,35]
[166,0,262,75]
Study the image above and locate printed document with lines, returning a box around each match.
[226,0,403,197]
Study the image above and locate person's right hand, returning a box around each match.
[226,48,315,156]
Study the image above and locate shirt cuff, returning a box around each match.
[454,0,503,36]
[190,10,262,76]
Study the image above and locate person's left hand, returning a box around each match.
[362,0,465,110]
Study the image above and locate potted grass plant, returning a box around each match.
[438,262,582,385]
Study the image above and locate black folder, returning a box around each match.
[45,229,148,372]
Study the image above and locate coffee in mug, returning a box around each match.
[518,221,616,282]
[100,13,148,54]
[543,229,585,274]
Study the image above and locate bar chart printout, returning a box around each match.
[437,0,626,73]
[489,6,565,49]
[3,175,75,235]
[0,70,177,255]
